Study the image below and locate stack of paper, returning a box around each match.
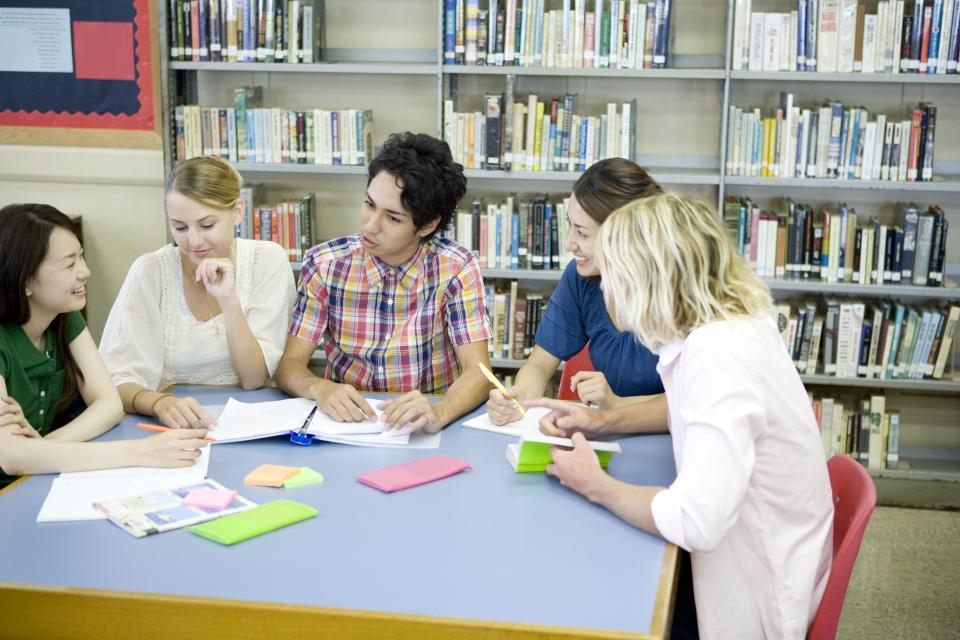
[37,446,211,523]
[210,397,441,449]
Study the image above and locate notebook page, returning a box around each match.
[36,447,211,523]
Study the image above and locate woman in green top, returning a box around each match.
[0,204,209,485]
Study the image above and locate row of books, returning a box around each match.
[733,0,960,74]
[813,393,900,469]
[443,0,672,69]
[726,200,951,287]
[443,93,635,172]
[484,283,549,360]
[237,187,315,263]
[174,103,374,166]
[167,0,324,63]
[775,300,959,380]
[447,196,573,271]
[725,96,937,181]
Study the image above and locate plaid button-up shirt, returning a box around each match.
[290,234,492,393]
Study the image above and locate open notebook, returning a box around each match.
[37,446,211,523]
[208,397,440,449]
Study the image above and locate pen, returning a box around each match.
[137,422,217,442]
[478,362,526,416]
[297,405,319,437]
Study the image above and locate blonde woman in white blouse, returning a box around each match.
[527,193,834,639]
[100,157,296,428]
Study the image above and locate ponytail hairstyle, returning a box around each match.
[0,204,86,414]
[166,155,243,211]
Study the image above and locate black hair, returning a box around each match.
[367,132,467,239]
[0,204,85,415]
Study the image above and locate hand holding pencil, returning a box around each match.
[479,363,527,425]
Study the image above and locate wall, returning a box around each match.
[0,146,168,341]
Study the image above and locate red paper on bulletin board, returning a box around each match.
[0,0,160,147]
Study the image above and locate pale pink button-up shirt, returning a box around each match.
[650,315,834,640]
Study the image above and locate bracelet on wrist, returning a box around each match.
[148,393,173,415]
[130,388,149,414]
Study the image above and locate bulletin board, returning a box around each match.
[0,0,162,148]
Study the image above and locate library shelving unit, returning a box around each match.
[156,0,959,481]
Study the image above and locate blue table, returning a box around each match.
[0,386,678,639]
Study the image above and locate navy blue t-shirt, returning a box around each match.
[535,262,664,396]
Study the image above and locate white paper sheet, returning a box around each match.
[461,406,552,437]
[36,446,211,523]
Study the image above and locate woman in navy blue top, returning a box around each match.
[486,159,667,428]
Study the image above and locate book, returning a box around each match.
[94,479,256,538]
[505,433,621,472]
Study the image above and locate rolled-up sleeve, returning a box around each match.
[650,347,766,552]
[443,253,492,347]
[99,255,165,391]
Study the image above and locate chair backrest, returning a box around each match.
[557,345,594,401]
[807,455,877,640]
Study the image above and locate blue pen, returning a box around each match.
[289,405,319,445]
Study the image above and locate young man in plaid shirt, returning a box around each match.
[276,132,493,433]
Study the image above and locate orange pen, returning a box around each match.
[137,422,217,442]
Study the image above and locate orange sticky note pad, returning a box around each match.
[244,464,301,487]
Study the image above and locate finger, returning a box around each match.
[539,414,568,437]
[343,396,367,422]
[165,406,193,429]
[381,398,409,428]
[323,399,345,422]
[347,388,376,418]
[546,463,558,477]
[405,415,430,434]
[391,406,423,431]
[523,397,570,412]
[570,371,597,387]
[188,400,217,428]
[570,431,589,447]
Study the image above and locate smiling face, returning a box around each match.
[166,190,241,265]
[26,226,90,317]
[360,171,440,268]
[564,194,603,277]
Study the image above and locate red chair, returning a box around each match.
[557,344,594,400]
[807,455,877,640]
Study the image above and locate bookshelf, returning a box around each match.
[155,0,959,480]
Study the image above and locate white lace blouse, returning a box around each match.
[100,240,296,390]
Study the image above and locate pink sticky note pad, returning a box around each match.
[182,488,237,510]
[357,456,471,493]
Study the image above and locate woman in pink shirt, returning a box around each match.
[528,193,834,639]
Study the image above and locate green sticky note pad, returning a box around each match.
[506,441,614,473]
[283,467,325,488]
[187,499,317,545]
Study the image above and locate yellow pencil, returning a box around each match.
[478,362,526,416]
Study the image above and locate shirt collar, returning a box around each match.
[656,338,685,374]
[361,239,427,291]
[8,324,56,371]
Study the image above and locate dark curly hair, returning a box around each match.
[367,132,467,239]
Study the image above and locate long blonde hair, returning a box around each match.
[166,156,243,210]
[595,193,772,353]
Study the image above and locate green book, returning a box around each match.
[505,434,620,473]
[188,499,316,545]
[599,10,611,68]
